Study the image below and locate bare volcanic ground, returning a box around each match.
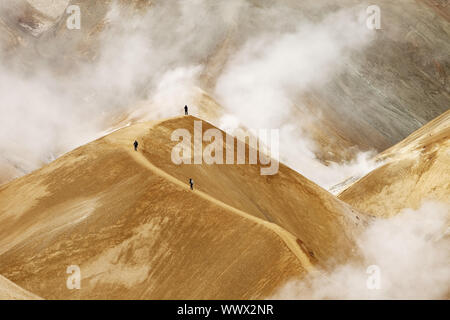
[0,275,41,300]
[339,110,450,217]
[0,116,366,299]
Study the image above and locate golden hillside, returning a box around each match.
[0,116,365,299]
[339,111,450,217]
[0,275,41,300]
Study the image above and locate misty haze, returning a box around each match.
[0,0,448,303]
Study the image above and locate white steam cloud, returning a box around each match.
[1,1,381,189]
[272,201,450,299]
[0,0,222,178]
[214,7,381,188]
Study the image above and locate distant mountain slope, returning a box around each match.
[48,0,450,157]
[339,110,450,217]
[0,116,364,299]
[1,0,448,167]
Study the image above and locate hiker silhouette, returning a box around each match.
[189,178,194,190]
[184,105,188,115]
[133,140,138,151]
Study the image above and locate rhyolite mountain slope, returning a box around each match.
[0,275,41,300]
[0,116,365,299]
[339,110,450,217]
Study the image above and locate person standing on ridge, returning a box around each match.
[184,105,188,115]
[189,178,194,190]
[133,140,139,151]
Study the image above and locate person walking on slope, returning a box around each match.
[133,140,139,151]
[189,178,194,190]
[184,105,188,115]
